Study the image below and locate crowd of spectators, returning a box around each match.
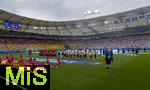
[77,34,150,49]
[0,38,50,44]
[0,38,62,50]
[0,34,149,50]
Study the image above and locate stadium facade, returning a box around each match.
[0,6,150,49]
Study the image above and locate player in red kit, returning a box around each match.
[18,55,24,66]
[45,57,50,65]
[31,58,37,71]
[0,56,2,64]
[56,57,61,68]
[7,56,12,65]
[5,55,9,60]
[28,56,33,64]
[10,55,14,65]
[32,58,37,65]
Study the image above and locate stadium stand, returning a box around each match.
[0,6,149,50]
[0,37,64,50]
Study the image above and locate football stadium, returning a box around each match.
[0,1,150,90]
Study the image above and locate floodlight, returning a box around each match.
[94,10,100,13]
[87,11,92,15]
[104,21,109,24]
[84,12,88,15]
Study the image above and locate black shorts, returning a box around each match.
[106,60,111,65]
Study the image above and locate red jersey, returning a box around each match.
[28,57,32,62]
[0,57,2,63]
[5,56,9,60]
[56,58,61,67]
[45,59,50,65]
[32,62,37,65]
[32,58,37,65]
[19,56,24,62]
[7,57,13,64]
[10,56,14,63]
[57,58,61,63]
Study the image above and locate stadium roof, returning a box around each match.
[0,6,150,26]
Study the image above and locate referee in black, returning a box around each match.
[105,49,113,71]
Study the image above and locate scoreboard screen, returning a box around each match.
[14,23,21,29]
[4,21,22,30]
[7,21,13,29]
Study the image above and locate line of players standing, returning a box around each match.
[0,55,38,66]
[58,50,98,59]
[39,49,57,57]
[118,48,140,55]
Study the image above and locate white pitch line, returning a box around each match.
[0,76,28,90]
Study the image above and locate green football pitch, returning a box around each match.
[50,53,150,90]
[1,51,150,90]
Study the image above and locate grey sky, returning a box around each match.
[0,0,150,21]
